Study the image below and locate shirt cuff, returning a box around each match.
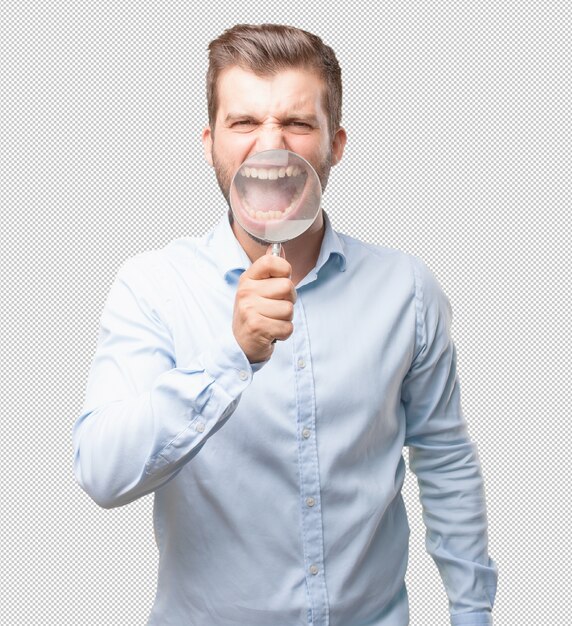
[199,326,265,394]
[451,612,493,625]
[251,358,269,373]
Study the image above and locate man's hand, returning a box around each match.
[232,247,296,364]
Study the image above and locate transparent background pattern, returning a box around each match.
[2,1,570,624]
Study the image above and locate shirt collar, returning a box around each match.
[206,209,347,284]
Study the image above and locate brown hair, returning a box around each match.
[206,23,342,141]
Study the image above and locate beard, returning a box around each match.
[211,147,235,209]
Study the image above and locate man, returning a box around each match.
[73,23,498,626]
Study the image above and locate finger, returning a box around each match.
[247,277,297,303]
[245,254,292,281]
[254,297,295,322]
[261,317,293,342]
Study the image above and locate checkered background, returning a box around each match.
[2,1,570,624]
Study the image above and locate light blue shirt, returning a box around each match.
[73,209,498,626]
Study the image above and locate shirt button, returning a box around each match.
[309,564,319,575]
[302,428,311,439]
[195,421,205,433]
[306,497,315,507]
[297,358,306,369]
[238,370,248,381]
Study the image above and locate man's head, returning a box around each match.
[202,23,347,247]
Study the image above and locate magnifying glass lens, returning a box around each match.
[229,149,322,245]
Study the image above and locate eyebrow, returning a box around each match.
[224,113,319,125]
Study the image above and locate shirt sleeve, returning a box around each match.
[72,254,255,509]
[402,256,498,625]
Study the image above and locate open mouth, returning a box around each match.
[232,164,309,223]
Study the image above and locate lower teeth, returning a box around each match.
[242,192,300,220]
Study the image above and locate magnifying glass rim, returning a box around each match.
[229,148,322,244]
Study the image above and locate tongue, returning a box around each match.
[243,178,297,213]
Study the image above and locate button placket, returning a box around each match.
[292,296,329,626]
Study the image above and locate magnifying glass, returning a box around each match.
[229,149,322,257]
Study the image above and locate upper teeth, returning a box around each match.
[240,165,304,179]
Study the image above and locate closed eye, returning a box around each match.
[230,120,313,131]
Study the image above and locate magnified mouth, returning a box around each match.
[233,165,308,221]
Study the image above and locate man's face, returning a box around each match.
[202,65,346,212]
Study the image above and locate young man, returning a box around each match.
[73,23,498,626]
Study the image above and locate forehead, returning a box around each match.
[216,65,326,120]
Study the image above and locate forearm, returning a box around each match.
[409,438,497,622]
[73,336,255,508]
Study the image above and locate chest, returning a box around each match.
[169,265,415,437]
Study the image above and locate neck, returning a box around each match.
[229,209,326,286]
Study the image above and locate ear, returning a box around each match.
[202,125,214,166]
[331,126,347,166]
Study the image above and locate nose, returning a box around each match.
[255,123,286,153]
